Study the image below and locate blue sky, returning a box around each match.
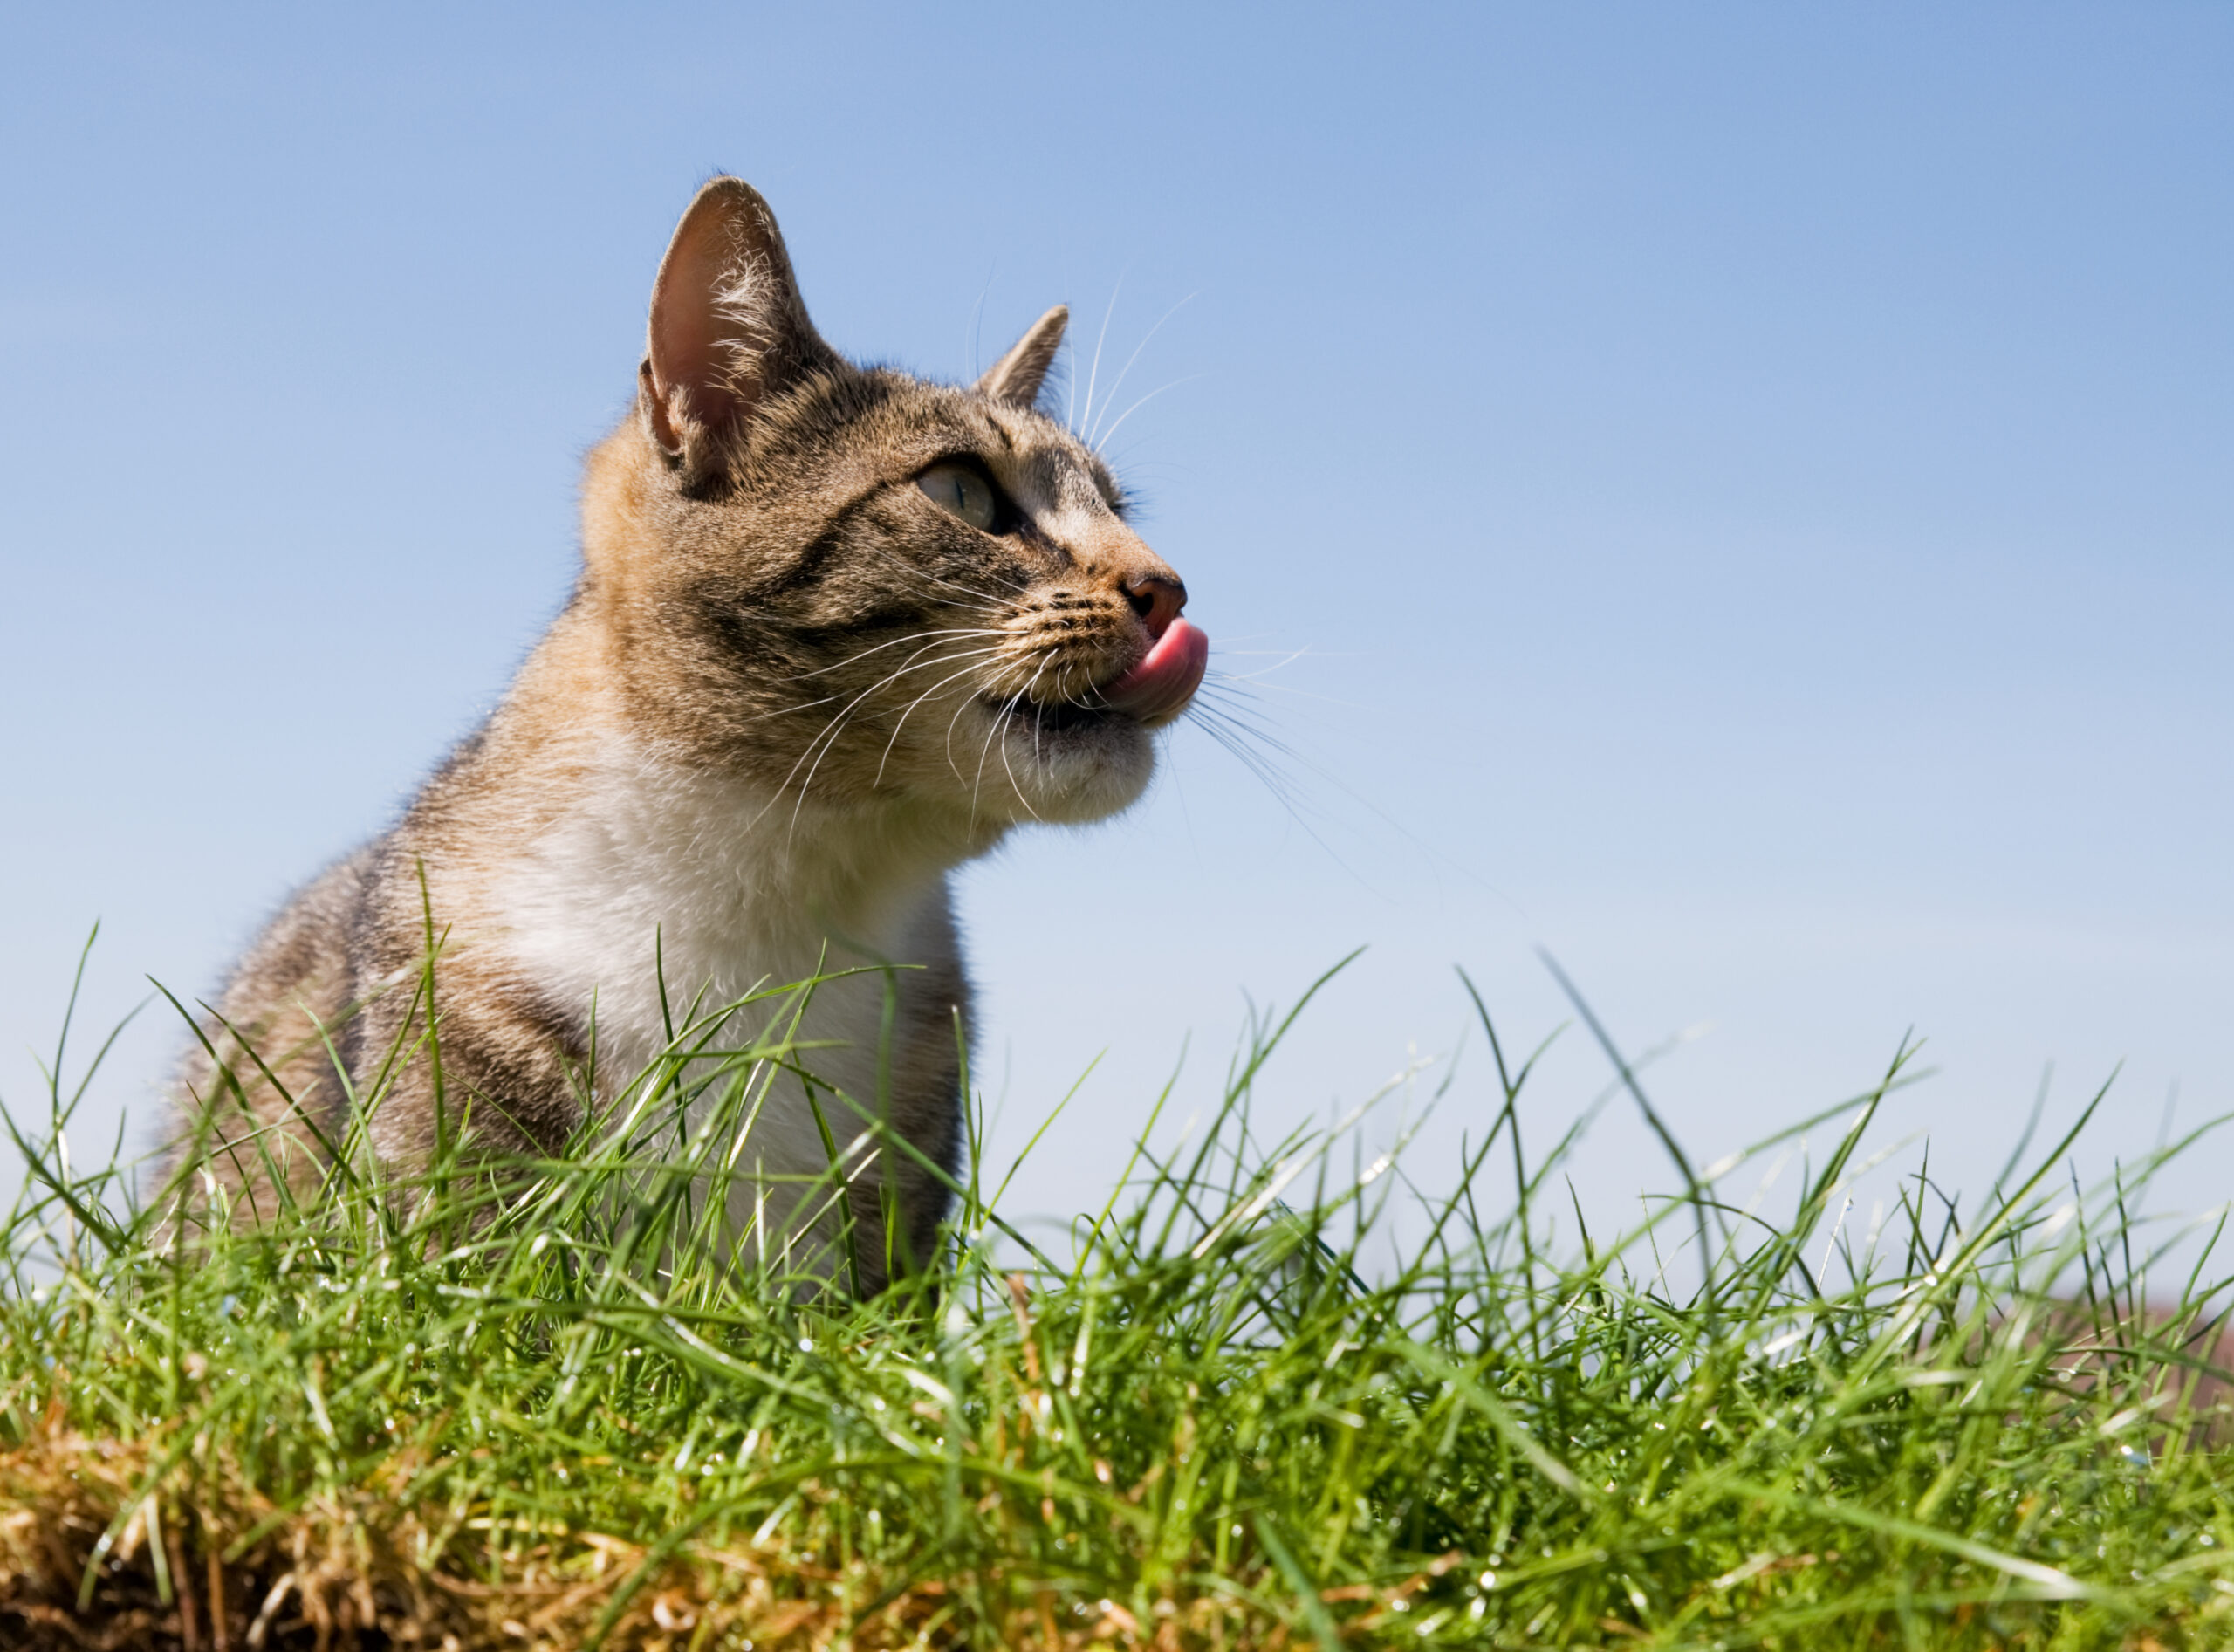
[3,4,2229,1250]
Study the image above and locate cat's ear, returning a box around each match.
[641,177,833,475]
[976,305,1068,409]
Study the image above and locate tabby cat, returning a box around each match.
[165,177,1208,1287]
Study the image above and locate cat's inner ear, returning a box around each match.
[976,305,1069,410]
[641,177,831,466]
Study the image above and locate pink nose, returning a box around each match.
[1124,573,1187,639]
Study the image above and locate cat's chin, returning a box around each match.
[967,700,1156,825]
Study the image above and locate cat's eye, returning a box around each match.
[916,463,1004,533]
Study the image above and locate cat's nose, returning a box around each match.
[1123,573,1187,639]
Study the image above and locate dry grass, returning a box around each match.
[0,1409,1319,1651]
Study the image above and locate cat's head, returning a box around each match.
[579,177,1206,834]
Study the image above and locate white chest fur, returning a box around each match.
[475,738,976,1221]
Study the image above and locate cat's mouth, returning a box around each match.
[982,619,1210,738]
[1099,619,1209,727]
[984,696,1119,737]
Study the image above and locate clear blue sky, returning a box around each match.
[4,4,2229,1250]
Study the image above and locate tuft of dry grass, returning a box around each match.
[0,1409,1311,1650]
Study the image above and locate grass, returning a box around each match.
[0,941,2231,1650]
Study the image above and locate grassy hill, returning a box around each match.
[1,952,2228,1649]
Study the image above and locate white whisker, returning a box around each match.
[1095,373,1209,453]
[773,626,1008,685]
[1079,276,1123,437]
[750,641,1010,833]
[1087,291,1196,448]
[971,687,1032,828]
[873,653,1015,788]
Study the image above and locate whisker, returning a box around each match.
[1079,276,1124,437]
[774,625,1008,685]
[1183,704,1352,873]
[899,561,1034,602]
[873,652,1016,787]
[941,645,1042,784]
[971,687,1032,827]
[1172,683,1441,898]
[1000,703,1045,824]
[942,668,984,781]
[967,265,997,380]
[1013,654,1057,769]
[1185,690,1318,777]
[1095,373,1210,453]
[1200,646,1312,677]
[1087,291,1196,448]
[781,647,1009,840]
[992,653,1056,822]
[730,689,848,727]
[749,641,1010,832]
[1195,671,1360,712]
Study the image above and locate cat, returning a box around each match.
[163,176,1209,1288]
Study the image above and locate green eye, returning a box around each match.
[916,463,1001,532]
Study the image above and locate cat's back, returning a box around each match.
[168,843,376,1213]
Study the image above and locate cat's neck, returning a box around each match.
[445,634,999,1055]
[541,730,983,938]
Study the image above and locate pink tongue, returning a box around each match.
[1102,618,1209,727]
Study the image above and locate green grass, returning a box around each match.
[1,942,2231,1649]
